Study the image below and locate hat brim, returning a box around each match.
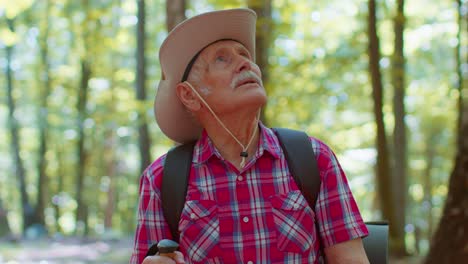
[154,9,257,144]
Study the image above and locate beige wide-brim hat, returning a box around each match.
[154,8,257,144]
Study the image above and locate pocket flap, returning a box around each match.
[270,190,310,212]
[182,200,217,220]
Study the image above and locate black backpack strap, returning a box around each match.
[161,141,196,243]
[272,128,321,208]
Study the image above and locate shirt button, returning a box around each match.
[293,204,299,209]
[247,261,254,264]
[237,175,243,181]
[190,213,196,219]
[243,217,249,223]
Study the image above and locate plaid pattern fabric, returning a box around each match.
[130,124,368,264]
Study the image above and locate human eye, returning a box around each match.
[215,55,226,62]
[240,51,250,59]
[213,49,231,64]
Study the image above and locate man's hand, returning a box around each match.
[141,251,185,264]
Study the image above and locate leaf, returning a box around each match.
[0,28,18,46]
[0,0,34,18]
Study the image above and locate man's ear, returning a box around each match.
[175,82,201,111]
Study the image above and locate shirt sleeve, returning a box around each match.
[311,138,369,248]
[130,155,172,264]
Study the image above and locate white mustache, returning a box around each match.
[230,71,263,89]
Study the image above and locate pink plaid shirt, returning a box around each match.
[130,124,368,264]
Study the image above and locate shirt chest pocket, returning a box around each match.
[179,200,221,263]
[270,190,317,253]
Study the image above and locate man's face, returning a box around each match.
[190,40,267,115]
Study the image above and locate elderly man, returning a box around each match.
[131,8,369,264]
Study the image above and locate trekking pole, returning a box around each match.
[157,239,179,258]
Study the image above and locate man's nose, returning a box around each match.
[235,56,252,73]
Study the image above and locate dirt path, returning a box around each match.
[0,237,133,264]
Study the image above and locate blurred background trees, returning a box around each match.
[0,0,466,262]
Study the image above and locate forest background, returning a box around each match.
[0,0,467,263]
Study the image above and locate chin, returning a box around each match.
[219,92,267,114]
[245,91,268,109]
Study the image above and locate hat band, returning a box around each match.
[181,51,202,82]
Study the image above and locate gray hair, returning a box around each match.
[186,57,212,95]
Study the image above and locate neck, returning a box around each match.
[202,111,261,169]
[183,81,262,168]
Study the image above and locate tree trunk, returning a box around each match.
[247,0,272,126]
[424,95,468,263]
[73,0,93,236]
[0,199,11,237]
[424,121,468,262]
[165,0,186,31]
[75,59,91,236]
[391,0,407,256]
[425,1,468,262]
[135,0,152,172]
[367,0,397,241]
[5,17,35,233]
[34,0,52,228]
[53,143,65,234]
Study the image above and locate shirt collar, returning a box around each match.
[193,122,281,164]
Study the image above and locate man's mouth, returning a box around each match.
[238,78,259,86]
